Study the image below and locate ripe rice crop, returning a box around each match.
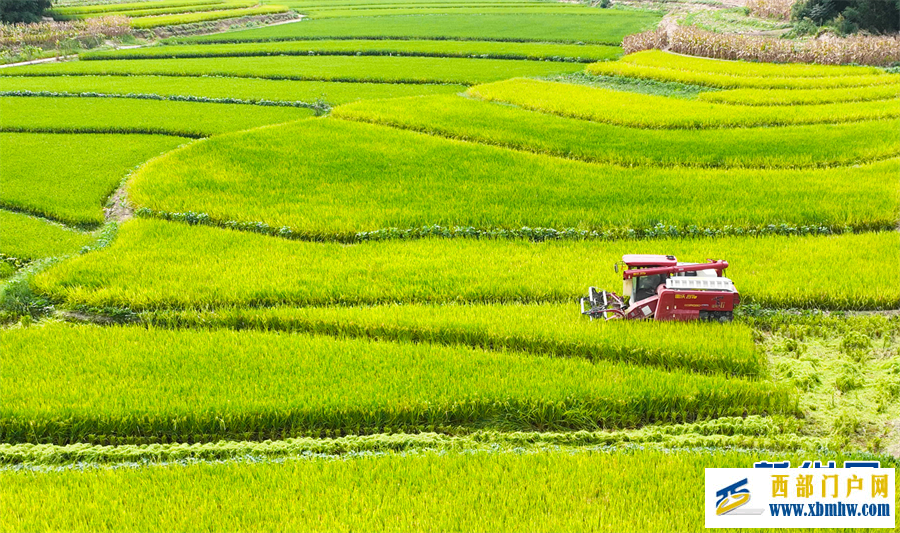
[128,119,900,235]
[50,0,227,16]
[53,1,255,20]
[0,97,314,137]
[0,56,585,85]
[299,5,603,18]
[0,133,185,226]
[80,39,622,62]
[620,50,884,78]
[1,448,891,532]
[0,75,464,106]
[0,323,792,444]
[130,5,290,29]
[333,95,900,168]
[467,78,900,128]
[145,303,764,376]
[34,219,900,310]
[586,60,900,89]
[0,210,95,261]
[174,12,663,45]
[699,85,900,106]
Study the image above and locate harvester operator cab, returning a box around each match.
[618,254,677,304]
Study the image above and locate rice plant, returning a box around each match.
[0,75,464,107]
[586,60,900,89]
[0,210,95,261]
[33,219,900,310]
[0,133,185,226]
[0,448,890,532]
[128,118,900,235]
[0,323,793,444]
[699,85,900,106]
[0,96,314,137]
[145,302,764,376]
[620,50,885,78]
[130,5,290,28]
[171,12,663,45]
[80,39,622,62]
[467,78,900,128]
[333,95,900,168]
[0,55,585,85]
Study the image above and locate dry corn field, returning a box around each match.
[0,0,898,530]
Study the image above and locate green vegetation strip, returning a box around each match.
[129,119,900,235]
[0,211,94,261]
[0,323,792,444]
[0,97,314,137]
[35,219,900,310]
[145,303,763,376]
[130,5,290,29]
[621,50,884,78]
[467,78,900,128]
[699,85,900,106]
[174,12,662,44]
[2,448,893,533]
[0,56,584,85]
[0,133,185,227]
[586,61,900,90]
[333,95,900,168]
[0,417,824,465]
[0,75,464,106]
[81,39,621,62]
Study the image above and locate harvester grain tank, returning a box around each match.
[581,254,740,322]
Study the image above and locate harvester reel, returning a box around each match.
[580,287,626,321]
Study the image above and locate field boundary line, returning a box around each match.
[0,126,205,138]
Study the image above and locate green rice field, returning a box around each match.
[1,1,898,530]
[33,219,900,310]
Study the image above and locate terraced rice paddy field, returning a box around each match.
[1,0,898,530]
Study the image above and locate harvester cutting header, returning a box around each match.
[581,255,740,322]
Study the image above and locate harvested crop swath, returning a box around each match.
[621,50,884,78]
[333,95,900,168]
[0,133,185,226]
[80,39,622,62]
[0,210,94,261]
[0,75,464,106]
[129,119,900,234]
[129,5,289,28]
[699,84,900,106]
[146,303,764,376]
[173,13,662,44]
[3,449,892,532]
[586,61,900,89]
[34,219,900,310]
[0,97,314,137]
[467,78,900,128]
[0,324,791,444]
[0,56,584,85]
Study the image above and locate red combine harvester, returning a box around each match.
[581,254,740,322]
